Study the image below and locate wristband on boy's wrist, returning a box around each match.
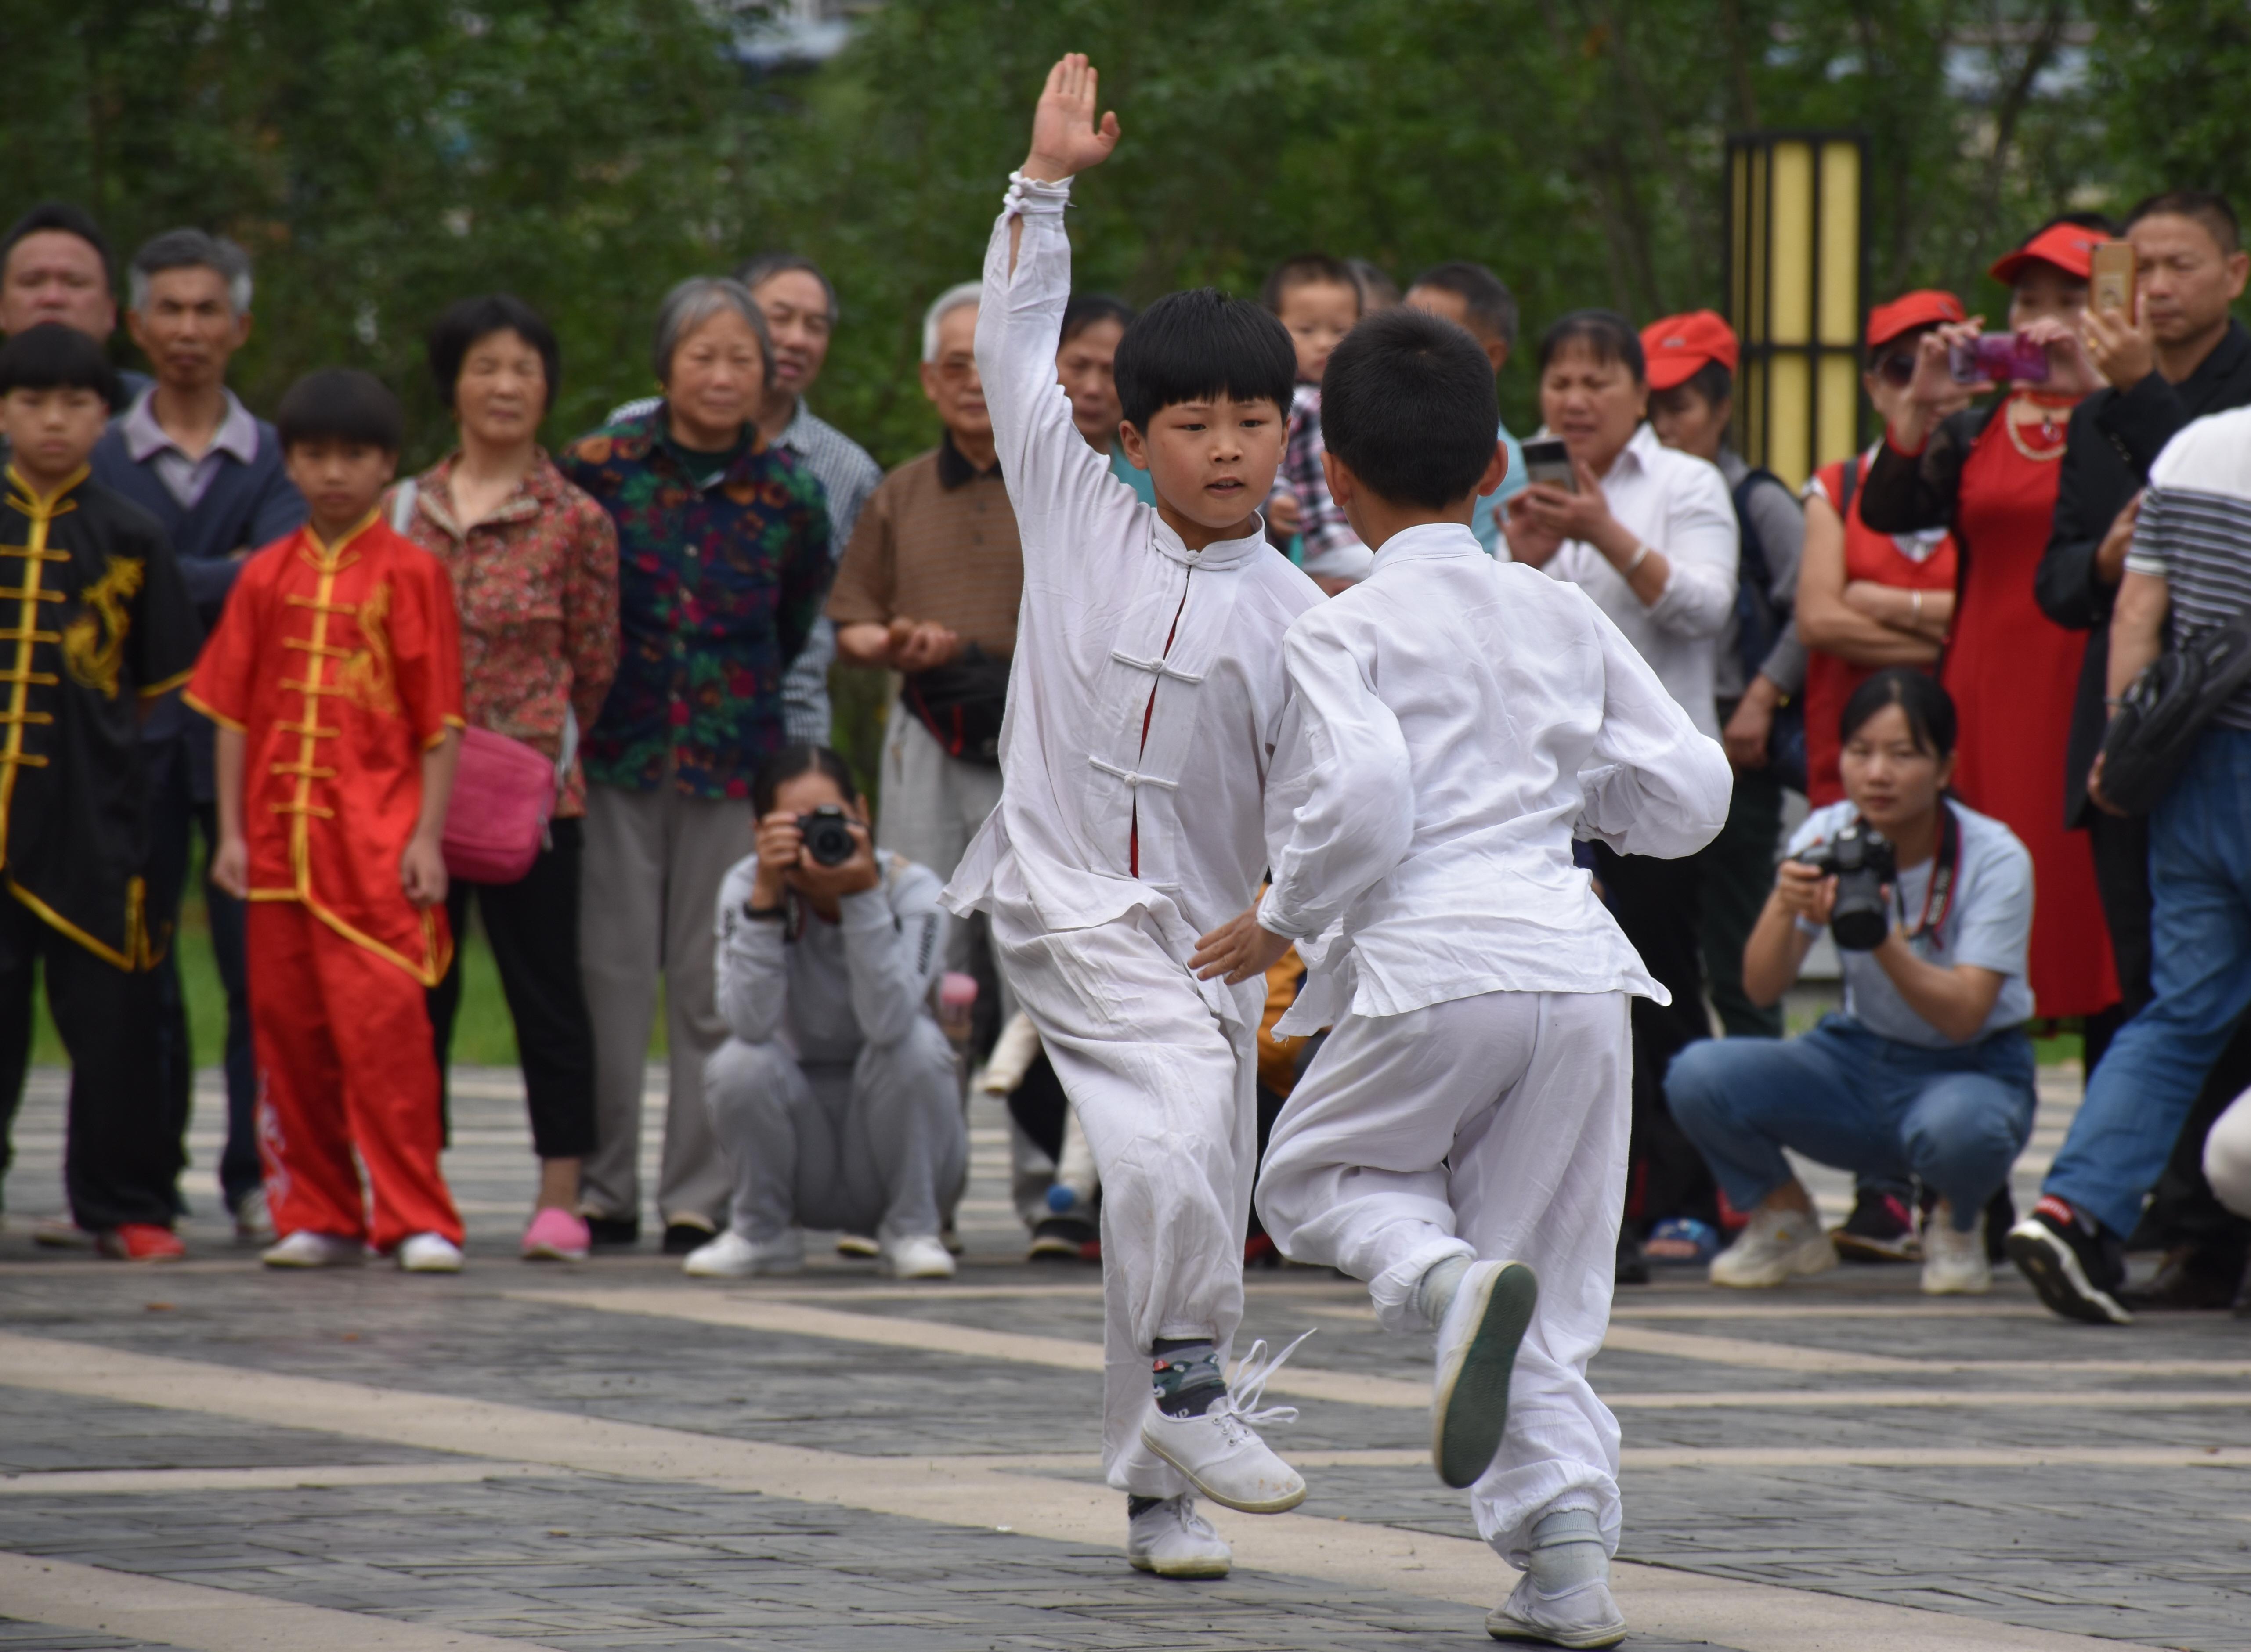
[743,898,786,921]
[1624,542,1654,577]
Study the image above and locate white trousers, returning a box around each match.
[991,895,1260,1499]
[1256,989,1631,1566]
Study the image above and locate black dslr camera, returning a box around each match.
[796,804,859,868]
[1796,821,1896,952]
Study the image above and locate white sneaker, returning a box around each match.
[1138,1335,1311,1515]
[397,1233,463,1273]
[1708,1205,1837,1288]
[879,1233,957,1279]
[683,1228,804,1278]
[233,1190,275,1246]
[261,1230,364,1269]
[1126,1494,1232,1578]
[1920,1203,1992,1295]
[1432,1259,1539,1489]
[1485,1575,1627,1648]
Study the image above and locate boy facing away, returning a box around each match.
[1196,309,1730,1645]
[188,370,468,1274]
[942,56,1325,1579]
[0,324,202,1260]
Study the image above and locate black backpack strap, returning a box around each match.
[1835,454,1861,520]
[1729,467,1789,677]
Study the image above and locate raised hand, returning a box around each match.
[1023,53,1120,183]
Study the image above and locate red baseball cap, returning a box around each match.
[1988,222,2106,285]
[1640,310,1739,391]
[1865,289,1967,351]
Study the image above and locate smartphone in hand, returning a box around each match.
[1521,437,1578,493]
[1948,332,2049,385]
[2092,240,2135,317]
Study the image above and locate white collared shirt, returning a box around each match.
[1258,521,1731,1033]
[943,174,1324,1010]
[1532,423,1738,737]
[119,387,260,512]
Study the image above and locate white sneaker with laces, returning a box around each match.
[234,1189,276,1246]
[1138,1334,1311,1514]
[683,1229,804,1278]
[1708,1205,1837,1288]
[1126,1494,1232,1578]
[1485,1575,1627,1648]
[879,1233,957,1279]
[397,1233,463,1273]
[1920,1203,1991,1295]
[261,1230,365,1269]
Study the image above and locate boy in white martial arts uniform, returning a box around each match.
[1196,308,1730,1645]
[943,56,1326,1580]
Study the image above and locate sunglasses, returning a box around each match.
[1871,353,1918,386]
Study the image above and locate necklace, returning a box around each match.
[2004,392,2073,462]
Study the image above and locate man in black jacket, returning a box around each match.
[2035,189,2251,1309]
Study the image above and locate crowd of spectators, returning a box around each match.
[4,181,2250,1323]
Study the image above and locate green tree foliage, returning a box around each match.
[0,0,749,459]
[0,0,2189,469]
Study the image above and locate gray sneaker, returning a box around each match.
[1485,1574,1626,1648]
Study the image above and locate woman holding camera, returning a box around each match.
[1857,220,2119,1035]
[686,744,965,1282]
[1665,671,2038,1296]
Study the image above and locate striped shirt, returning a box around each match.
[2126,404,2251,729]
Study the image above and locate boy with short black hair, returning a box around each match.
[1203,306,1730,1645]
[0,324,202,1260]
[188,368,469,1274]
[1261,252,1370,590]
[944,56,1324,1580]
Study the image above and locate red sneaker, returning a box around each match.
[97,1224,185,1262]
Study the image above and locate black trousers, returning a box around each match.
[1594,843,1719,1230]
[0,895,178,1230]
[144,737,260,1212]
[426,818,598,1161]
[2088,809,2251,1252]
[1696,763,1787,1040]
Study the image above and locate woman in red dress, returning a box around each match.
[1798,291,1965,806]
[1860,218,2122,1032]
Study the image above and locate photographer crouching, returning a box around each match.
[1666,671,2038,1295]
[684,745,966,1281]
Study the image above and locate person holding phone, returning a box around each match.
[1503,309,1738,1283]
[1858,218,2121,1060]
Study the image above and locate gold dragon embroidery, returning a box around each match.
[61,556,144,699]
[338,579,400,716]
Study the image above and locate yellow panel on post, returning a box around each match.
[1726,131,1866,491]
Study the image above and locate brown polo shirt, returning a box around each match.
[825,435,1021,657]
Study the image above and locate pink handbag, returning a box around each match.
[402,480,575,886]
[441,724,564,885]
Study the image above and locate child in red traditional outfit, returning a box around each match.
[187,370,469,1273]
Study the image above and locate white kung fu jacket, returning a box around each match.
[1256,522,1733,1037]
[942,173,1325,1022]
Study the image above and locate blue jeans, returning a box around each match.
[2048,727,2251,1238]
[1666,1017,2036,1231]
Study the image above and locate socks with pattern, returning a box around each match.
[1150,1337,1226,1418]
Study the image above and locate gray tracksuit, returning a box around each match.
[707,850,965,1242]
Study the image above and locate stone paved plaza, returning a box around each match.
[0,1063,2246,1651]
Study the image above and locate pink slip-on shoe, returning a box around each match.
[522,1207,591,1262]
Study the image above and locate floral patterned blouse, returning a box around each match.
[391,451,620,818]
[558,408,830,800]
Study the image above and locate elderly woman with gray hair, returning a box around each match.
[559,275,832,1254]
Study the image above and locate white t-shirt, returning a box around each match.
[1786,799,2034,1048]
